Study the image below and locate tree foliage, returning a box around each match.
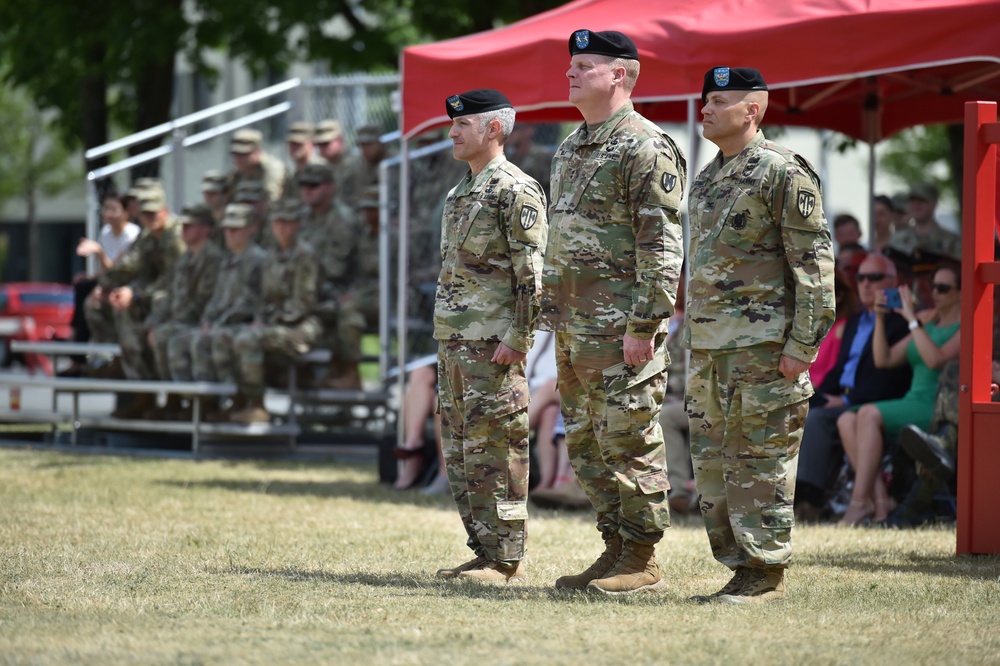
[879,124,963,207]
[0,0,562,162]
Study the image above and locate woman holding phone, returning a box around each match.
[836,263,962,525]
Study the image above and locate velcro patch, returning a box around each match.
[519,205,538,230]
[797,189,817,218]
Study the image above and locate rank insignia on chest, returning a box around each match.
[797,190,817,218]
[520,206,539,230]
[661,173,677,193]
[731,211,748,230]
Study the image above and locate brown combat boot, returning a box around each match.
[110,392,156,420]
[436,555,490,579]
[230,397,270,424]
[458,560,525,584]
[320,361,362,390]
[717,567,787,604]
[554,534,623,590]
[688,565,753,603]
[587,540,666,595]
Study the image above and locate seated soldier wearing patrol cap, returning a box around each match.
[228,128,287,203]
[282,122,324,199]
[686,66,836,604]
[229,199,322,424]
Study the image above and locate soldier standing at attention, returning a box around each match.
[685,67,835,604]
[539,29,685,596]
[434,89,547,584]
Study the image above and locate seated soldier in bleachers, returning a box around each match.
[354,185,380,332]
[232,179,273,250]
[228,128,286,203]
[201,170,230,247]
[165,204,267,421]
[281,122,323,200]
[139,204,226,420]
[230,200,321,424]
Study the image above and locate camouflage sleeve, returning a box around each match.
[143,231,186,298]
[278,252,319,324]
[500,180,548,353]
[623,135,686,339]
[775,164,837,363]
[173,253,221,326]
[98,236,144,289]
[219,252,266,325]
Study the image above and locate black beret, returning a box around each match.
[445,89,513,119]
[701,67,768,103]
[568,29,639,61]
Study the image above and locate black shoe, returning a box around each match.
[899,425,956,483]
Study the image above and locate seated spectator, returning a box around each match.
[837,263,961,525]
[228,128,286,203]
[282,122,322,199]
[795,254,912,521]
[60,191,141,377]
[871,194,897,253]
[836,242,867,291]
[230,200,321,424]
[392,360,441,490]
[833,213,863,249]
[809,270,860,389]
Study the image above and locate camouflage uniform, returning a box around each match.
[229,151,287,203]
[308,202,366,366]
[684,130,836,571]
[87,217,186,378]
[148,241,225,380]
[887,224,962,262]
[166,244,267,382]
[539,100,686,546]
[435,153,547,565]
[233,238,320,399]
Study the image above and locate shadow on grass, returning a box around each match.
[798,548,1000,581]
[158,477,455,508]
[209,565,675,604]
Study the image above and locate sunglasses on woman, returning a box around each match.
[932,283,956,294]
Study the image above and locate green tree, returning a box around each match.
[0,0,562,179]
[879,124,964,209]
[0,82,80,280]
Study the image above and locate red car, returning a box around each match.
[0,282,75,375]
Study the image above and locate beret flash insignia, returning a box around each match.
[447,95,464,112]
[575,30,590,49]
[714,67,730,87]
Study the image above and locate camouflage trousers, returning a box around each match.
[929,359,960,456]
[686,344,812,570]
[233,318,321,399]
[194,326,243,383]
[150,321,189,381]
[438,339,530,565]
[85,295,154,379]
[317,300,366,364]
[554,332,671,546]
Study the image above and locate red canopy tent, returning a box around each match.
[400,0,1000,142]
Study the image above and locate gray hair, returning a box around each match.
[478,107,516,141]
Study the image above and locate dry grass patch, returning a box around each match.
[0,448,998,665]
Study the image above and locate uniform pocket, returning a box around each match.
[496,500,529,521]
[633,469,671,495]
[603,354,667,433]
[479,376,530,421]
[717,192,766,253]
[567,160,608,211]
[460,203,499,258]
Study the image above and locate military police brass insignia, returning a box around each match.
[447,95,464,112]
[714,67,730,87]
[797,190,816,218]
[520,206,538,230]
[661,173,676,192]
[575,30,590,49]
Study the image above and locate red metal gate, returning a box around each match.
[957,101,1000,555]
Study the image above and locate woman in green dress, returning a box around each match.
[837,264,961,525]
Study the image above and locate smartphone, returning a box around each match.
[884,288,902,310]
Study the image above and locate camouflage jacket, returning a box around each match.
[433,153,548,353]
[539,101,686,338]
[684,130,836,363]
[200,244,268,326]
[98,217,186,310]
[147,241,226,328]
[257,238,319,326]
[228,151,286,202]
[306,202,363,305]
[887,222,962,262]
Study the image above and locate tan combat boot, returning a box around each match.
[554,534,623,590]
[435,555,490,579]
[688,565,753,603]
[586,540,666,595]
[458,560,525,584]
[717,567,787,604]
[231,397,270,424]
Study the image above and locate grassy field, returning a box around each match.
[0,447,998,665]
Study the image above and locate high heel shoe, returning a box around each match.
[873,497,898,523]
[839,500,874,526]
